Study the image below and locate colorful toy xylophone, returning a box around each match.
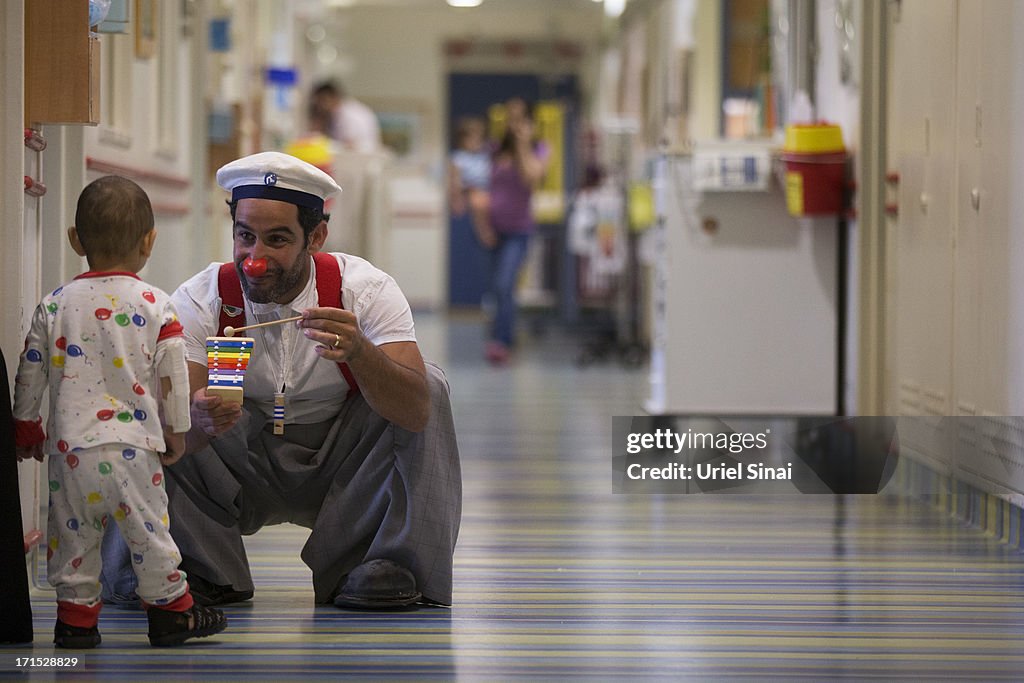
[205,336,254,404]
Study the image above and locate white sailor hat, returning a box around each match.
[216,151,341,212]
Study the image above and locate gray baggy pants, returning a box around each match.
[102,362,461,605]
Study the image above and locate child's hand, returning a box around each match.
[160,432,187,466]
[474,224,498,250]
[15,443,44,463]
[451,194,467,217]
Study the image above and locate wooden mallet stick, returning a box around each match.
[224,315,303,337]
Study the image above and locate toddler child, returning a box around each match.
[13,176,227,648]
[449,115,496,248]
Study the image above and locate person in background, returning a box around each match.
[284,96,339,182]
[448,115,495,249]
[484,97,550,365]
[311,79,383,154]
[307,91,336,138]
[12,176,227,648]
[1,344,33,645]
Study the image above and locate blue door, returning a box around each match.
[447,72,578,307]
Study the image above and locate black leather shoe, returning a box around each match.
[333,559,421,609]
[186,574,253,607]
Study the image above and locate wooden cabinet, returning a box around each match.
[887,0,1024,496]
[25,0,100,125]
[888,0,1018,418]
[887,0,957,417]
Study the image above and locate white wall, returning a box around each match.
[1,0,26,378]
[0,0,33,543]
[814,0,861,415]
[691,0,721,141]
[82,2,198,295]
[307,4,605,180]
[6,0,201,539]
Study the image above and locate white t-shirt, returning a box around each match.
[332,98,382,153]
[451,149,491,190]
[172,253,416,424]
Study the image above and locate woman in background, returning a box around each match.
[484,97,549,365]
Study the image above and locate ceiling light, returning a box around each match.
[317,45,338,64]
[447,0,483,7]
[306,24,326,43]
[604,0,626,17]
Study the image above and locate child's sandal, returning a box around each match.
[54,620,101,649]
[147,604,227,647]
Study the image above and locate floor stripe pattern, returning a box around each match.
[7,314,1024,680]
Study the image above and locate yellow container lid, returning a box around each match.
[284,135,334,169]
[784,123,844,153]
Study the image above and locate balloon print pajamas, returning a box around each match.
[48,443,187,607]
[13,272,192,611]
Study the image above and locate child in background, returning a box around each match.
[448,115,496,248]
[13,175,227,649]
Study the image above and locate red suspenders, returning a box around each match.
[217,252,360,396]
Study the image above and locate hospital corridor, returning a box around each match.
[7,313,1024,680]
[4,0,1024,680]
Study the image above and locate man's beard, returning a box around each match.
[237,256,307,304]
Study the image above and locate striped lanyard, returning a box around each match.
[256,310,293,436]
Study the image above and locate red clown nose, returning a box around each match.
[242,257,268,277]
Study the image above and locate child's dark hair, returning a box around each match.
[454,116,485,145]
[75,176,154,260]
